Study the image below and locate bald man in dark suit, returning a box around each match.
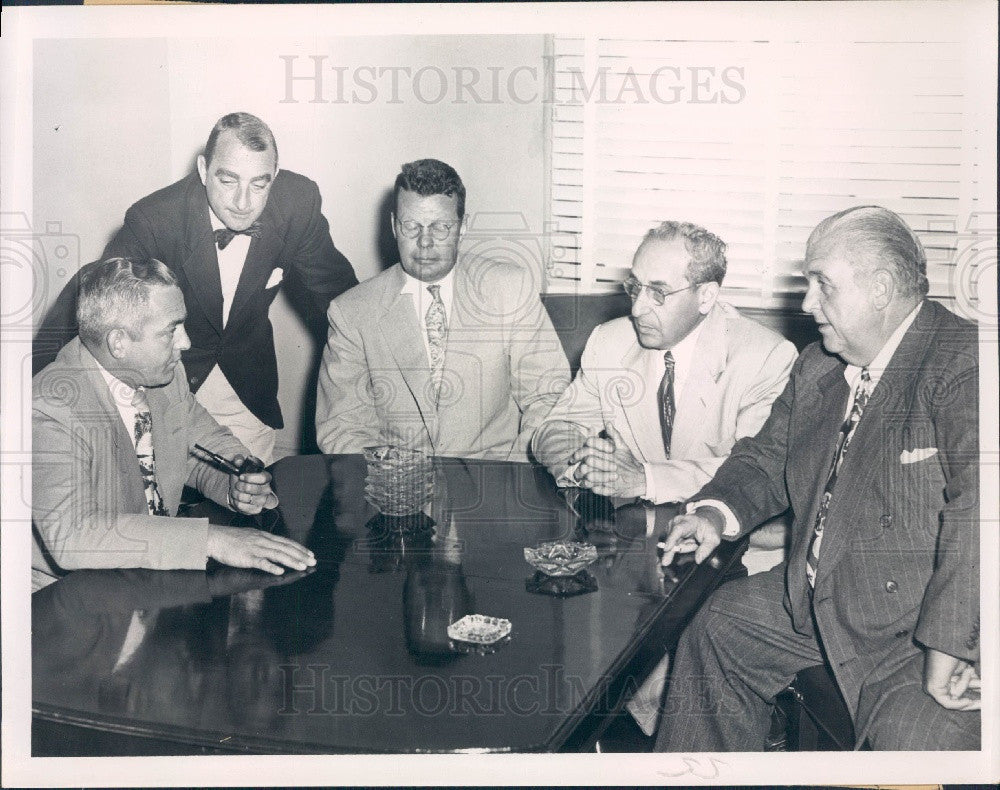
[656,206,980,751]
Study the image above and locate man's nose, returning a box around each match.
[416,228,435,249]
[175,325,192,352]
[630,289,651,317]
[802,282,818,314]
[233,185,251,211]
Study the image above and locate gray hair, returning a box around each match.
[204,112,278,167]
[806,206,929,297]
[640,221,727,285]
[77,257,178,346]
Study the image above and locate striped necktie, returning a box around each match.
[806,368,871,587]
[425,284,447,404]
[658,351,676,458]
[131,388,169,516]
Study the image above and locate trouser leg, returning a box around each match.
[655,563,824,752]
[863,653,981,751]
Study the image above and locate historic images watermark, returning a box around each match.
[279,56,747,106]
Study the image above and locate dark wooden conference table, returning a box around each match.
[32,454,745,755]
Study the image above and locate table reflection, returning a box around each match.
[33,455,744,754]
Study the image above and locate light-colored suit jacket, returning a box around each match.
[316,261,570,461]
[532,302,798,504]
[32,338,248,589]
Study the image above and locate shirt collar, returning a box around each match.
[843,301,923,389]
[400,265,456,302]
[653,312,707,370]
[95,358,138,408]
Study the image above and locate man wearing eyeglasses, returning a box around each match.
[533,221,797,513]
[315,158,570,460]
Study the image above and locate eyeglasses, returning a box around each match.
[622,275,695,306]
[396,219,460,241]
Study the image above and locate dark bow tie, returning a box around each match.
[214,222,262,250]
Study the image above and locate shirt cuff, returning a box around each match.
[642,462,657,503]
[686,499,741,537]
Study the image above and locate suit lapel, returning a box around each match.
[144,383,186,513]
[672,306,727,458]
[785,362,850,605]
[377,265,437,443]
[71,342,147,513]
[813,302,935,586]
[614,340,668,463]
[228,203,283,326]
[180,179,224,335]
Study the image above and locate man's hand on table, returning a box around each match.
[659,506,725,566]
[207,524,316,576]
[568,425,645,499]
[228,455,279,515]
[924,648,981,711]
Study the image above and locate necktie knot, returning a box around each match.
[663,350,675,372]
[214,222,262,250]
[131,387,149,412]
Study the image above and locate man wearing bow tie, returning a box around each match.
[34,112,358,463]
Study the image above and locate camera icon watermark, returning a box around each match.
[0,212,79,333]
[457,211,557,327]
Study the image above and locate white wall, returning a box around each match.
[33,35,547,455]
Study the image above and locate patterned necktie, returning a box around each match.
[806,368,871,587]
[658,351,676,458]
[214,222,262,250]
[131,388,169,516]
[425,284,448,403]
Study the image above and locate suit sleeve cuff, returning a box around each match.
[686,499,741,537]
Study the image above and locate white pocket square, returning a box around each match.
[900,447,938,464]
[265,268,284,288]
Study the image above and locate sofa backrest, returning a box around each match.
[541,293,820,375]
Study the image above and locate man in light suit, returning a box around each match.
[532,221,797,509]
[315,158,569,460]
[34,112,358,463]
[32,258,316,591]
[532,220,797,737]
[657,206,980,750]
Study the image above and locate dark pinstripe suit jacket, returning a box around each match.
[696,299,979,741]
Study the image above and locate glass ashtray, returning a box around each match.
[447,614,512,646]
[524,541,598,577]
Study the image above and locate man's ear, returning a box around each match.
[390,212,398,241]
[107,328,129,360]
[197,154,208,186]
[457,215,468,241]
[870,268,895,310]
[696,281,721,315]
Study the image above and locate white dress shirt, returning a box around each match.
[96,361,139,449]
[209,208,253,328]
[560,315,708,501]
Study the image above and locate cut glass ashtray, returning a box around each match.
[447,614,512,646]
[524,541,598,577]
